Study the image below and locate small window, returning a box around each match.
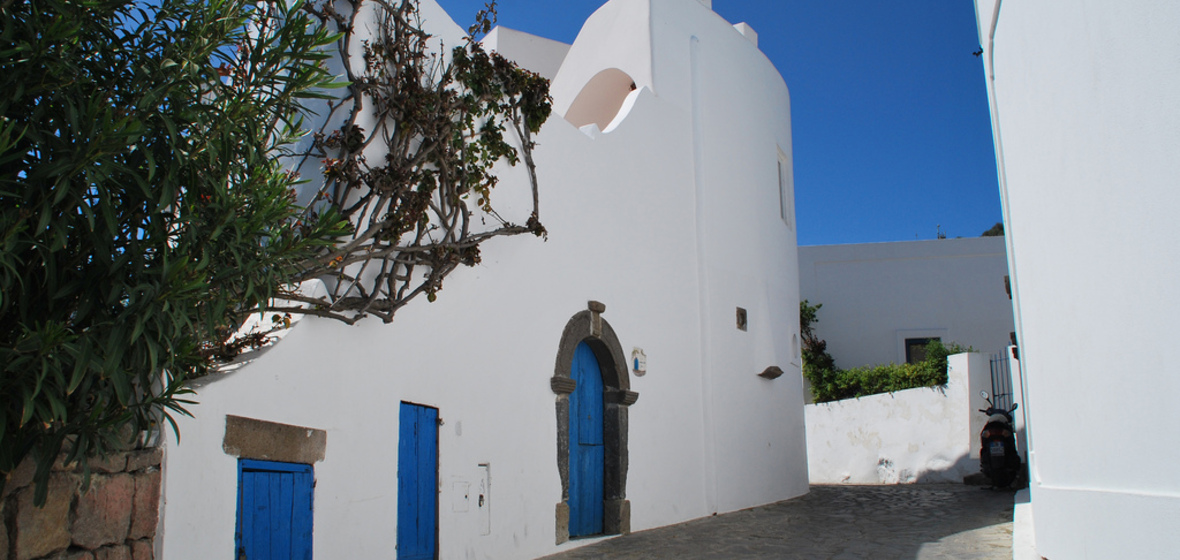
[777,152,794,229]
[736,307,748,331]
[904,337,940,364]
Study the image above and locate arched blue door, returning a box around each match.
[569,341,604,537]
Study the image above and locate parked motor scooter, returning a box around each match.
[978,391,1022,487]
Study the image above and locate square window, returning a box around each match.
[904,337,940,364]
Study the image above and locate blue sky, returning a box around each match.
[435,0,1001,246]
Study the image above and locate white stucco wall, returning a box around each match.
[806,353,987,484]
[799,237,1014,369]
[975,1,1180,558]
[159,1,807,559]
[482,27,570,81]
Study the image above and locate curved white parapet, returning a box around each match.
[549,0,655,118]
[603,86,646,133]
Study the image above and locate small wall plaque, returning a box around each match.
[631,347,647,376]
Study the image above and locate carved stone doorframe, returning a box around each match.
[551,301,639,544]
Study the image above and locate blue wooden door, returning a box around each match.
[569,342,604,537]
[236,460,314,560]
[398,402,439,560]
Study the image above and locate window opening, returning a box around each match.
[904,337,941,364]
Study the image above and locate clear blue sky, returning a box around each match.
[435,0,1002,246]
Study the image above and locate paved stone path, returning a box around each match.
[540,484,1014,560]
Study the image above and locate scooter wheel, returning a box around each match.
[988,468,1017,488]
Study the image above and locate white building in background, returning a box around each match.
[799,237,1015,370]
[159,0,809,559]
[974,1,1180,557]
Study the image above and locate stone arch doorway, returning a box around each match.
[551,301,639,544]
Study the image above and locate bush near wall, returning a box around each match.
[800,300,967,403]
[806,339,967,403]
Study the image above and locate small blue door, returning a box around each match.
[569,342,604,537]
[236,459,314,560]
[398,402,439,560]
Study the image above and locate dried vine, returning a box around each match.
[279,0,551,324]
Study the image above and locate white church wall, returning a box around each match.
[649,0,806,514]
[975,0,1180,557]
[159,0,807,558]
[798,237,1014,370]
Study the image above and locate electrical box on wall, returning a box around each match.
[452,481,470,512]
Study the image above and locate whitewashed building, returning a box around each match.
[974,1,1180,557]
[158,0,809,558]
[799,237,1015,370]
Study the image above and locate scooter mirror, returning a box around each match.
[980,391,990,400]
[1010,403,1019,412]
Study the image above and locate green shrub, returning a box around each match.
[813,340,969,402]
[799,301,970,403]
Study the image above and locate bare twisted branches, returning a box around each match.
[282,0,551,324]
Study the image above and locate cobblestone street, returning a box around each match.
[540,484,1014,560]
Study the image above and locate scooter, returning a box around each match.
[978,391,1022,488]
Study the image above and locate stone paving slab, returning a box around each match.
[540,484,1015,560]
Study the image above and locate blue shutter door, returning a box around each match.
[569,341,605,537]
[398,402,439,560]
[236,460,314,560]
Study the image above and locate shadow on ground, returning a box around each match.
[538,484,1014,560]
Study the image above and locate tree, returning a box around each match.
[1,0,551,504]
[0,0,349,501]
[275,0,552,323]
[981,222,1004,236]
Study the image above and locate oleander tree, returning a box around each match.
[1,0,549,504]
[0,0,353,501]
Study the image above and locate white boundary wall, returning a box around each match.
[806,353,990,484]
[975,1,1180,557]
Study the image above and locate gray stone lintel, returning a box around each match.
[223,415,326,464]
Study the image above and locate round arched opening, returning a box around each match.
[564,68,637,130]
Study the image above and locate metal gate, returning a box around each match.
[989,354,1014,410]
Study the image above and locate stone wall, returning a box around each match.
[1,448,161,560]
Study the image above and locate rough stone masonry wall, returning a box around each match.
[1,447,161,560]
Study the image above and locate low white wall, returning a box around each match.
[806,353,988,484]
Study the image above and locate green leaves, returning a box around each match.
[1,0,349,502]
